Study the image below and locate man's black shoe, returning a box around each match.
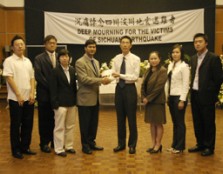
[41,145,51,153]
[201,149,214,156]
[13,152,24,159]
[113,145,125,152]
[22,149,37,155]
[56,152,67,157]
[66,149,76,154]
[129,147,136,154]
[90,145,104,151]
[188,146,203,153]
[82,147,92,154]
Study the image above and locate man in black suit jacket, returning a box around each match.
[50,49,77,157]
[34,35,58,153]
[188,33,223,156]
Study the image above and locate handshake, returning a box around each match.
[101,77,111,85]
[101,69,115,85]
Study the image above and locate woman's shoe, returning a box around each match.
[150,145,162,154]
[172,149,183,154]
[146,147,154,153]
[166,147,174,152]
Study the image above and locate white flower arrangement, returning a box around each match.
[140,60,150,77]
[100,59,115,81]
[100,62,110,73]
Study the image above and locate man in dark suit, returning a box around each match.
[188,33,223,156]
[75,39,110,154]
[34,35,58,153]
[50,49,77,157]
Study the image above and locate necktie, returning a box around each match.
[50,53,56,68]
[118,57,126,88]
[91,59,98,76]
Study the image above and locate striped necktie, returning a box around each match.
[91,59,98,76]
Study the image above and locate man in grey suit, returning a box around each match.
[34,35,58,153]
[75,39,110,154]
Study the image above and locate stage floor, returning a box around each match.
[0,101,223,174]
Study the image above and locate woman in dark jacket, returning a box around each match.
[141,51,167,153]
[50,49,77,157]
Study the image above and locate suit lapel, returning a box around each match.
[69,67,74,86]
[84,56,99,77]
[45,51,58,67]
[55,53,58,67]
[167,62,174,74]
[44,52,53,66]
[94,59,100,76]
[59,65,70,85]
[199,52,209,70]
[145,68,159,93]
[191,55,198,78]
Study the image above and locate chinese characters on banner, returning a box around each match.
[45,9,204,45]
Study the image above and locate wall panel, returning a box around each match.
[0,8,6,32]
[6,9,24,33]
[215,33,223,54]
[0,33,6,60]
[0,8,24,64]
[216,6,223,55]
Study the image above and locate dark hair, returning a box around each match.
[170,44,185,61]
[84,39,97,47]
[58,49,70,58]
[149,51,161,60]
[11,35,25,47]
[120,35,132,44]
[193,33,208,43]
[44,35,57,44]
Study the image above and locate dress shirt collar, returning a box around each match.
[12,53,25,60]
[85,54,94,61]
[46,51,56,57]
[60,65,69,71]
[173,60,182,67]
[122,52,131,59]
[197,49,208,60]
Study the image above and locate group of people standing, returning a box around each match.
[141,33,222,156]
[2,33,222,160]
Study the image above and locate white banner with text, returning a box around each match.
[45,9,204,45]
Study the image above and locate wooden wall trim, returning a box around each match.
[0,6,24,10]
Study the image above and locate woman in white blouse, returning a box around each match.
[165,44,190,154]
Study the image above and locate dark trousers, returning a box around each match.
[9,100,34,154]
[168,96,187,150]
[37,101,54,147]
[115,84,138,148]
[191,90,216,151]
[78,105,99,148]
